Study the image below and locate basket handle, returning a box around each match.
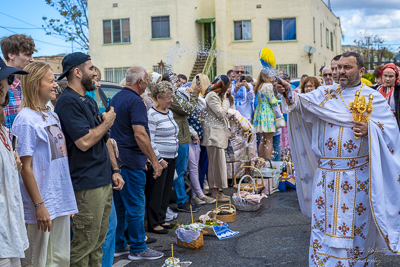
[233,166,264,186]
[265,158,272,168]
[236,174,257,195]
[214,203,236,213]
[201,211,216,224]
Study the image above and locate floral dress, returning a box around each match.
[253,83,278,133]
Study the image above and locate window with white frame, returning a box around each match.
[103,19,130,44]
[104,67,130,83]
[269,18,296,41]
[234,20,252,41]
[151,16,170,39]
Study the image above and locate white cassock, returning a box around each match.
[282,82,400,266]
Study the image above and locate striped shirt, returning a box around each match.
[148,107,179,160]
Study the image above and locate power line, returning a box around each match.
[0,11,70,42]
[0,26,71,48]
[0,26,42,30]
[0,11,42,29]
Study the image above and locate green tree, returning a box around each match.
[42,0,89,50]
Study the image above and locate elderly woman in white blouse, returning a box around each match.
[145,81,179,234]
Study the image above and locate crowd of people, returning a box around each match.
[1,33,400,267]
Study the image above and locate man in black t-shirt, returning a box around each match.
[55,52,124,266]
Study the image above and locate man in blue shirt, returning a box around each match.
[111,66,164,261]
[230,65,254,121]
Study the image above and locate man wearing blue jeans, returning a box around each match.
[111,66,163,261]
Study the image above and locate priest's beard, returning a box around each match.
[82,73,97,92]
[339,71,360,89]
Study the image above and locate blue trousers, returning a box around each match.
[114,167,147,253]
[102,198,116,267]
[173,144,189,207]
[199,145,208,189]
[272,134,281,161]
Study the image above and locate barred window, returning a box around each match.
[243,65,253,77]
[104,67,130,83]
[276,64,298,79]
[152,65,172,75]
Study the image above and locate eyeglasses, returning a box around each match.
[235,70,245,74]
[281,74,290,79]
[323,73,333,77]
[7,75,15,85]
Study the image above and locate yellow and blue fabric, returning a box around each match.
[259,48,276,69]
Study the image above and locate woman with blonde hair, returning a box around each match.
[12,62,78,266]
[252,71,278,160]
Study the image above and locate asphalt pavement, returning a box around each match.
[112,188,400,267]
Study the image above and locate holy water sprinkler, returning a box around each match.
[259,47,279,80]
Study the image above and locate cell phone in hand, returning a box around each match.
[12,135,18,151]
[106,98,111,112]
[240,76,245,82]
[196,76,200,84]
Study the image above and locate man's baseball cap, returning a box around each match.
[0,57,28,81]
[58,52,91,80]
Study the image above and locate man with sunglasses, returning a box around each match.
[321,66,334,86]
[230,65,254,121]
[0,34,36,138]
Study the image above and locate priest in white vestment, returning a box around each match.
[278,52,400,266]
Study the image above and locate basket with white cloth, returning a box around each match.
[232,175,265,211]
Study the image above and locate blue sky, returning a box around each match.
[0,0,399,57]
[323,0,400,52]
[0,0,82,57]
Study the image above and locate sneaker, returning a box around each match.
[190,201,201,210]
[177,201,200,213]
[128,248,164,261]
[192,197,206,205]
[200,195,216,204]
[165,207,178,222]
[204,180,210,190]
[114,245,130,257]
[167,207,178,218]
[216,192,230,202]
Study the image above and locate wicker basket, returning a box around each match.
[200,211,218,236]
[176,229,204,249]
[213,204,237,223]
[232,175,262,211]
[233,166,264,193]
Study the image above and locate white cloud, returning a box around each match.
[322,0,400,51]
